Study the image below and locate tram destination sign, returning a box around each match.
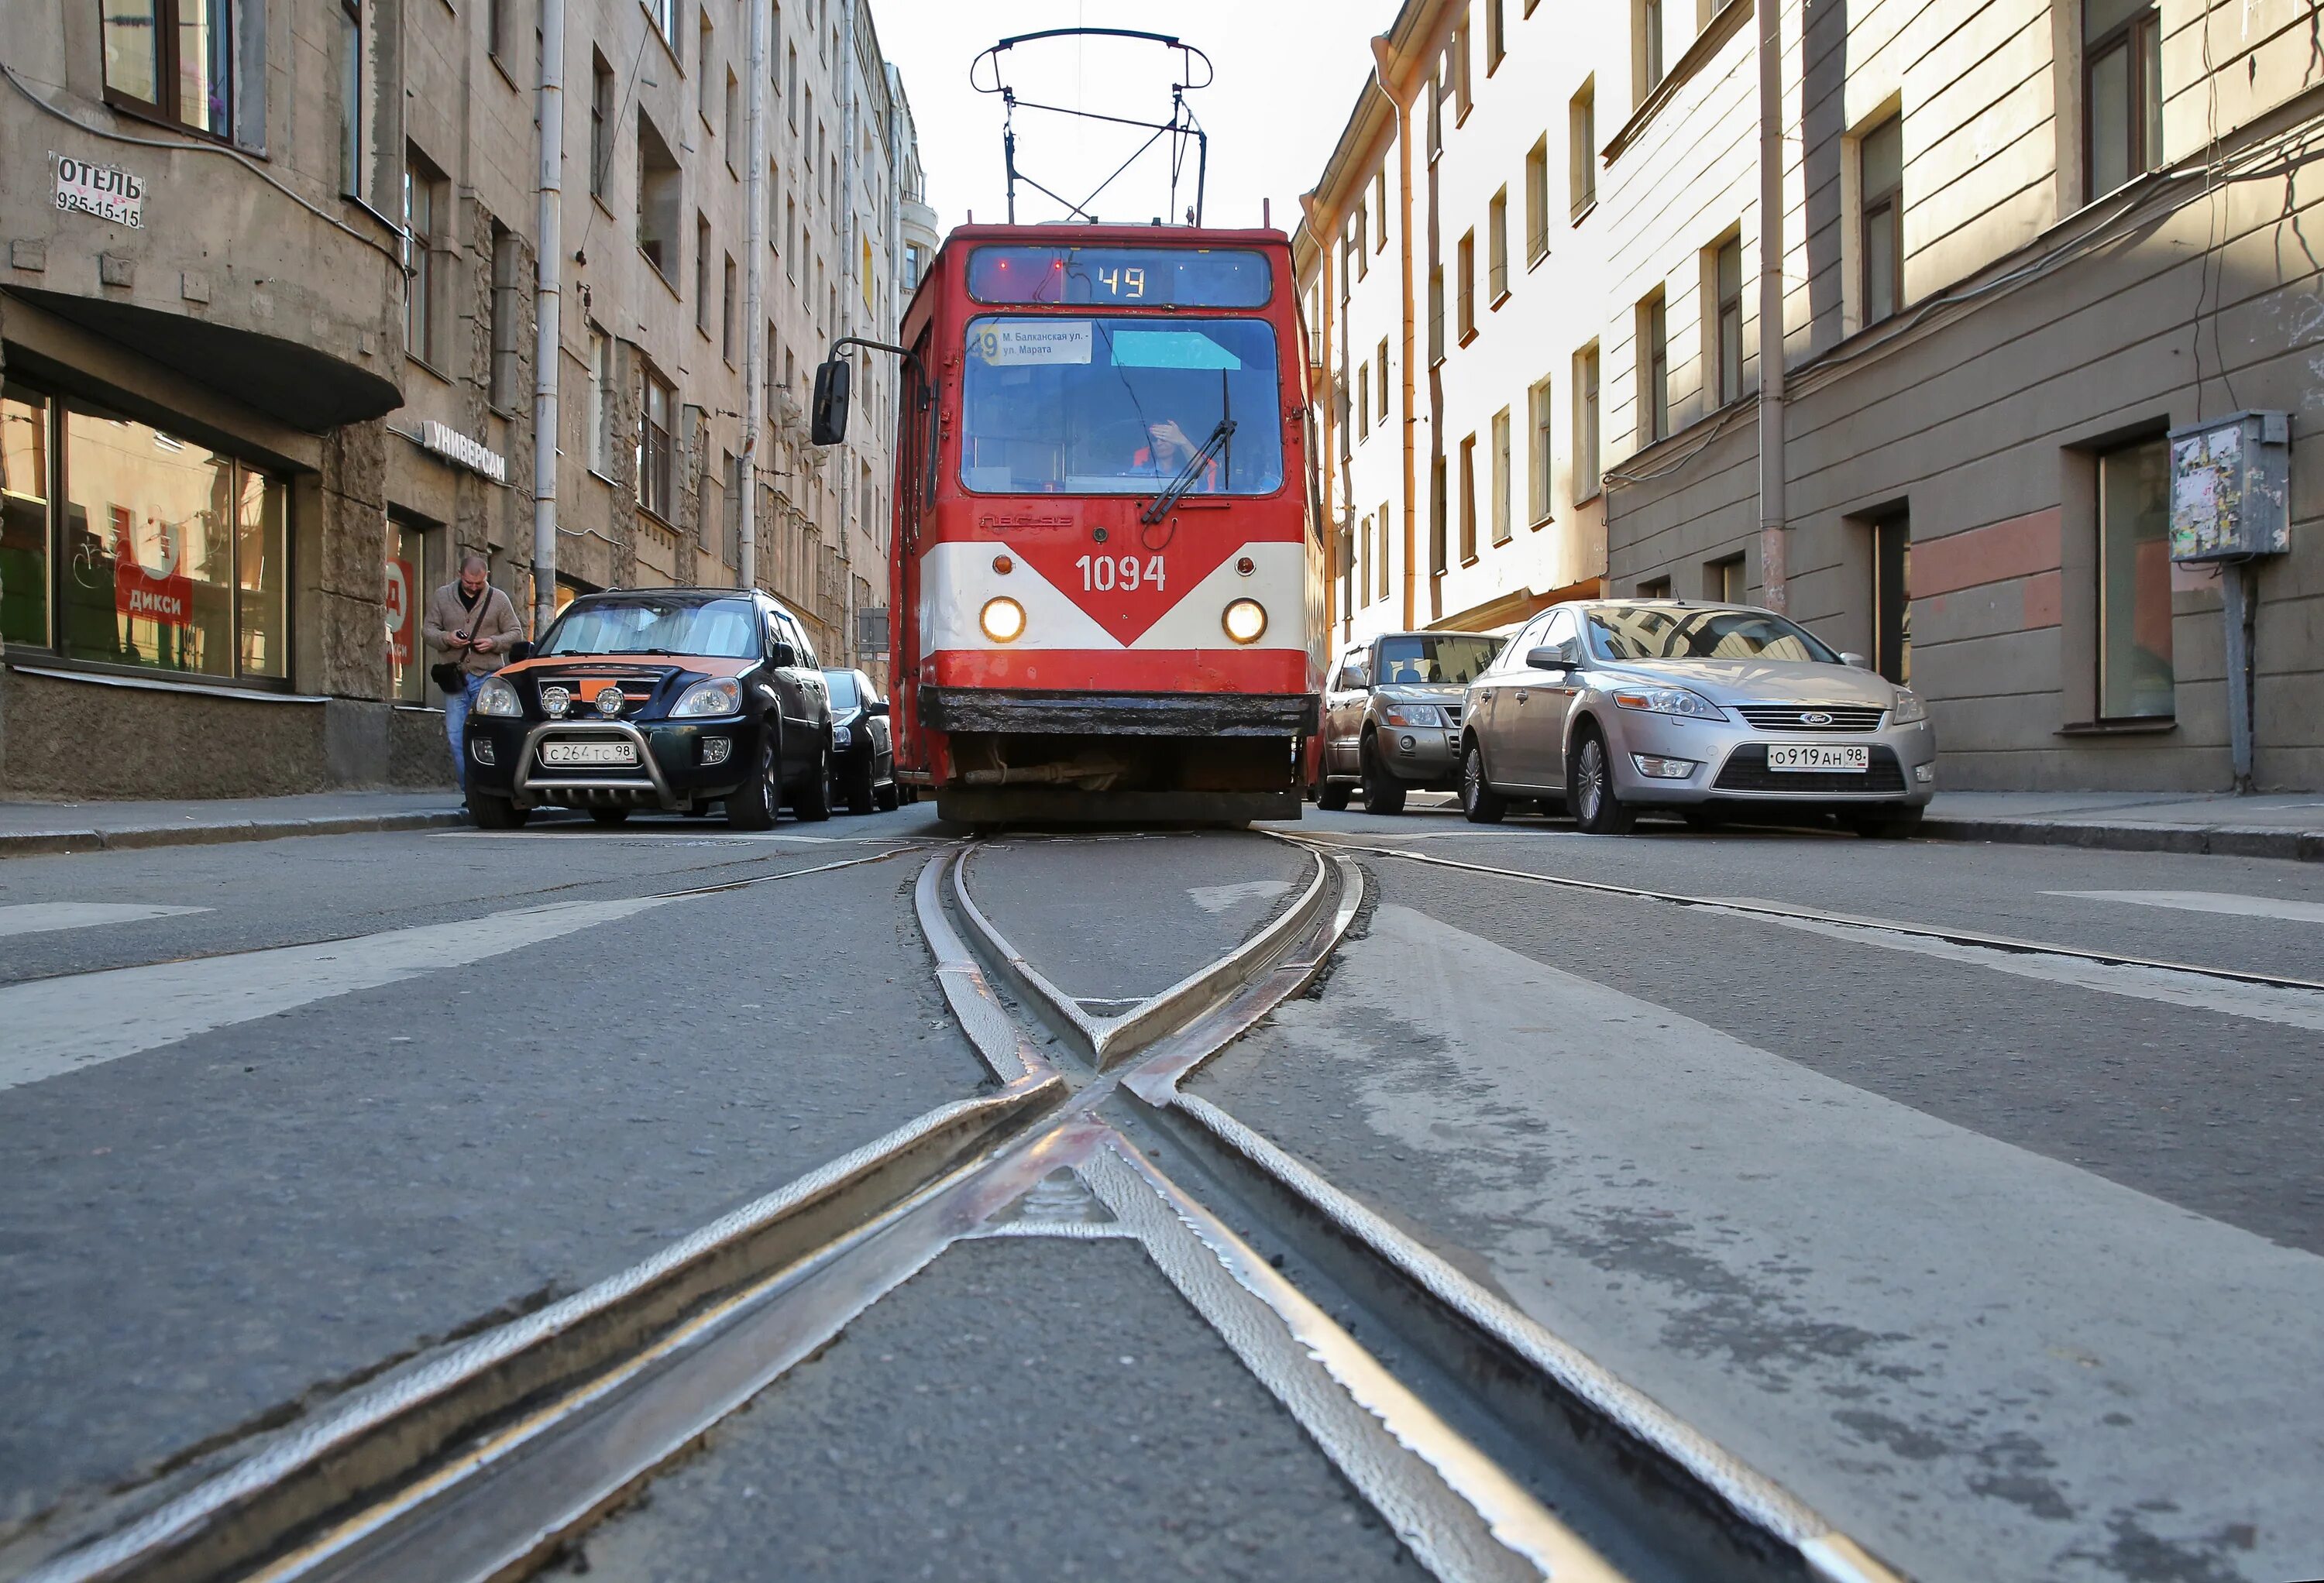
[53,154,145,228]
[968,246,1270,307]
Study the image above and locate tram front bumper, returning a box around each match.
[919,688,1319,737]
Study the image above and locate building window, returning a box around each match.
[489,223,522,411]
[1374,166,1390,251]
[587,328,613,474]
[2098,436,2173,718]
[1451,23,1473,120]
[1487,188,1511,302]
[403,148,445,367]
[638,365,676,520]
[1638,575,1673,597]
[590,52,615,200]
[722,253,738,363]
[1636,0,1666,100]
[696,213,713,333]
[1355,208,1369,280]
[1860,112,1903,325]
[103,0,232,136]
[1570,80,1597,217]
[2,390,289,682]
[643,0,674,46]
[638,114,682,280]
[1458,433,1479,562]
[1871,513,1910,684]
[1377,500,1393,603]
[1706,552,1744,602]
[903,243,926,292]
[786,196,798,275]
[725,70,741,173]
[1525,137,1550,264]
[1357,512,1373,605]
[1456,230,1477,342]
[338,0,363,195]
[1487,0,1508,70]
[697,13,713,122]
[1639,291,1669,442]
[487,0,511,61]
[1576,343,1601,497]
[1428,55,1446,160]
[1428,266,1446,362]
[1712,233,1744,405]
[2087,0,2163,198]
[787,43,799,123]
[1490,407,1513,545]
[1357,363,1370,441]
[1377,338,1391,421]
[1528,376,1554,525]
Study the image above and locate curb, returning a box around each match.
[1918,816,2324,863]
[0,809,469,860]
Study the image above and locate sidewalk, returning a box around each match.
[1922,790,2324,863]
[0,789,467,859]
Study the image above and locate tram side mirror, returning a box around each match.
[810,358,851,445]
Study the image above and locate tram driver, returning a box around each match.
[1132,417,1222,491]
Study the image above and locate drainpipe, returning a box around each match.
[530,0,566,633]
[837,0,859,659]
[741,0,769,592]
[1754,0,1787,613]
[1374,38,1418,632]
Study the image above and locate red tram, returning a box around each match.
[851,225,1323,823]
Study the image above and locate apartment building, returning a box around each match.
[1301,0,2322,791]
[0,0,917,800]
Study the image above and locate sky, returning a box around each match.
[870,0,1401,242]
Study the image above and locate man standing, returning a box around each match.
[423,552,523,796]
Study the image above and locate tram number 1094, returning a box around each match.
[1074,553,1167,592]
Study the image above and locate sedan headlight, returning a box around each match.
[1889,688,1927,724]
[672,678,744,718]
[1609,686,1726,721]
[1381,702,1447,728]
[833,723,853,748]
[472,676,521,717]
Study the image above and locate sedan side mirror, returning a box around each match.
[508,640,534,662]
[867,699,890,716]
[768,640,799,668]
[810,357,851,445]
[1840,651,1870,669]
[1525,642,1579,671]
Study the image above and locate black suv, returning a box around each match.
[464,589,833,829]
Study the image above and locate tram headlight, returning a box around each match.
[979,596,1026,644]
[1222,599,1268,645]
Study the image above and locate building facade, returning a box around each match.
[0,0,917,800]
[1300,0,2322,791]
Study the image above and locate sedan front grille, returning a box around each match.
[1731,704,1887,732]
[1715,744,1907,793]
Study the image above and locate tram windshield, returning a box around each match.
[959,316,1284,496]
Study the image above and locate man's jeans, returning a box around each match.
[444,672,485,792]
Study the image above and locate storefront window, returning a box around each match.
[0,396,291,685]
[2098,436,2173,718]
[2,385,50,647]
[237,467,287,676]
[387,519,431,702]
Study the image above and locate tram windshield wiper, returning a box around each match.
[1139,417,1236,525]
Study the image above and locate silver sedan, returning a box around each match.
[1459,600,1936,836]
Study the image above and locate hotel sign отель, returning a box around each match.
[53,155,143,228]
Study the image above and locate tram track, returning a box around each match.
[18,832,1911,1583]
[1274,829,2324,996]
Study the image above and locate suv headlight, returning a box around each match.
[1381,702,1447,728]
[1889,688,1927,724]
[1610,686,1726,721]
[672,678,744,718]
[473,676,521,717]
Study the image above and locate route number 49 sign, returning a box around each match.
[53,155,144,228]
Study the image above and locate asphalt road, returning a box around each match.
[2,802,2319,1582]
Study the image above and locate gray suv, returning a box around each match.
[1313,630,1504,814]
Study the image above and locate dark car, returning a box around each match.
[462,589,833,829]
[1312,630,1504,813]
[822,667,899,814]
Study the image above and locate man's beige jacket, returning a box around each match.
[421,582,524,679]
